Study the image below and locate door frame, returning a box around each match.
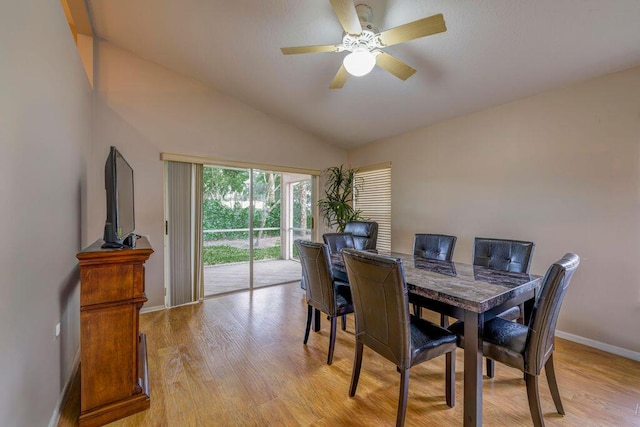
[162,153,321,305]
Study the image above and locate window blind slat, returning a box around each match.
[354,167,391,253]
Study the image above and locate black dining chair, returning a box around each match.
[322,232,355,255]
[322,232,355,327]
[474,237,535,376]
[450,253,580,427]
[344,221,378,252]
[301,233,355,290]
[295,240,354,365]
[411,233,457,325]
[322,232,355,282]
[473,237,535,274]
[342,249,457,427]
[300,233,355,290]
[413,233,457,261]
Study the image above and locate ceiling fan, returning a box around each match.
[280,0,447,89]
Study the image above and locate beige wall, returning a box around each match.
[90,41,347,308]
[0,1,93,425]
[349,66,640,353]
[4,6,636,424]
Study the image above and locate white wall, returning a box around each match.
[90,41,347,308]
[348,66,640,354]
[0,1,93,425]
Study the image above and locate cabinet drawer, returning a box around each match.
[81,264,134,306]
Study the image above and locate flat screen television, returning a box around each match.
[102,146,136,248]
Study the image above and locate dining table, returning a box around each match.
[321,251,542,427]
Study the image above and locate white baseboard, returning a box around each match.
[556,329,640,362]
[140,304,166,314]
[48,349,81,427]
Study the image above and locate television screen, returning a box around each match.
[115,152,135,238]
[103,146,135,248]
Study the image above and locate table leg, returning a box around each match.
[463,310,484,427]
[313,308,321,332]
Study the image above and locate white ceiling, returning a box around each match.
[87,0,640,149]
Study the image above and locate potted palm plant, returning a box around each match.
[318,165,363,232]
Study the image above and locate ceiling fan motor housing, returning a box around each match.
[343,30,380,52]
[341,4,381,52]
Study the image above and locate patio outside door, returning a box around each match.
[203,166,312,297]
[202,167,251,295]
[288,177,312,260]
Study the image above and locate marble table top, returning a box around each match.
[331,252,542,314]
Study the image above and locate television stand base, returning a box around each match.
[101,234,139,249]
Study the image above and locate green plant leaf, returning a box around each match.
[318,165,365,232]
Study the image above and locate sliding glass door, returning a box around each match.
[202,167,251,295]
[202,166,312,296]
[289,178,312,260]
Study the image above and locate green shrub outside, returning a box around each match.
[203,245,282,265]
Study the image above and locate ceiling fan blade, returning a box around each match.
[281,44,340,55]
[329,64,349,89]
[376,52,416,80]
[378,13,446,47]
[329,0,362,35]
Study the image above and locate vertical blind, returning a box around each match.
[354,166,391,253]
[192,164,204,301]
[167,161,194,306]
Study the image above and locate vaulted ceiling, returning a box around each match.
[87,0,640,148]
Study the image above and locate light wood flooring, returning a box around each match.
[59,282,640,426]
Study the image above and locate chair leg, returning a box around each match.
[440,313,449,328]
[303,305,313,344]
[545,354,565,415]
[349,341,364,397]
[327,316,337,365]
[486,358,495,378]
[445,351,455,407]
[525,373,545,427]
[412,304,421,318]
[397,368,410,427]
[518,303,525,324]
[313,308,321,332]
[341,314,347,331]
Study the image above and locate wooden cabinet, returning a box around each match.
[76,237,153,427]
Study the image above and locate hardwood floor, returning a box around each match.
[59,282,640,426]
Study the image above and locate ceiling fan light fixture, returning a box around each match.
[343,48,376,77]
[280,1,447,88]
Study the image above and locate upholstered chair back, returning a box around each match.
[296,240,336,315]
[413,234,457,261]
[344,221,378,252]
[473,237,535,273]
[322,233,355,254]
[342,249,411,369]
[525,253,580,375]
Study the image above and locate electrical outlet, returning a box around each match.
[55,322,61,338]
